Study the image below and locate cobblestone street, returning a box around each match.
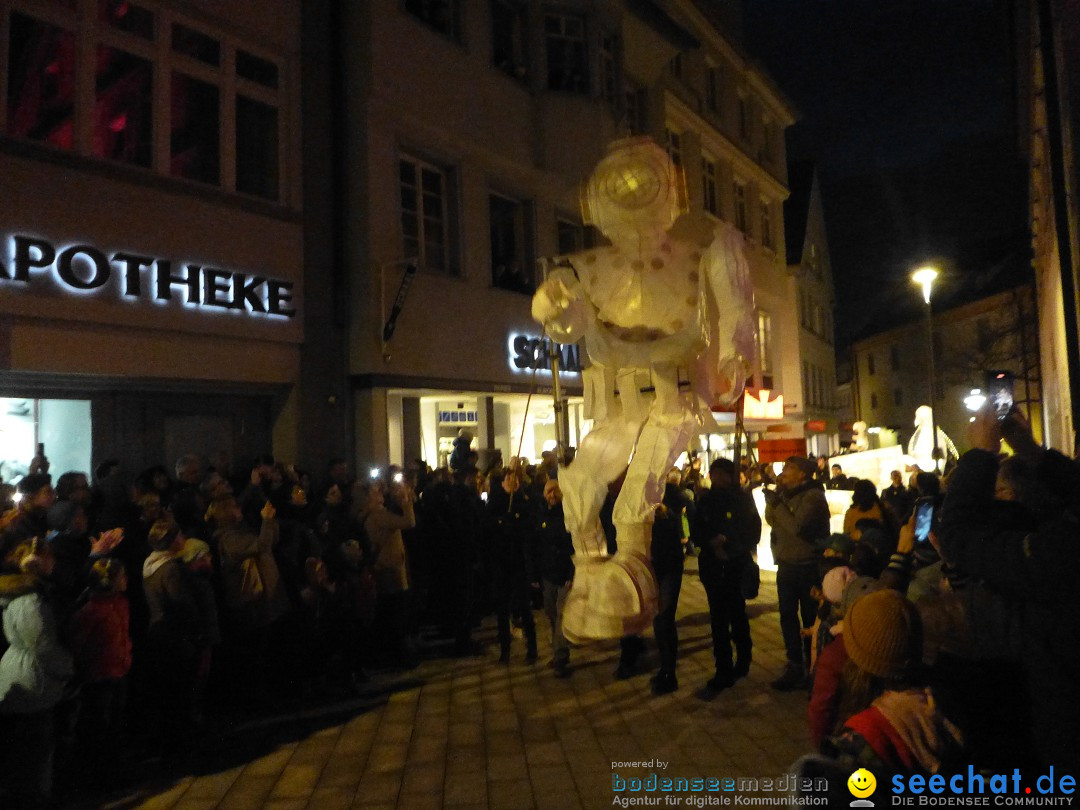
[98,564,813,810]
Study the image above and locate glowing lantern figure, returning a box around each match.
[907,405,958,473]
[532,137,755,641]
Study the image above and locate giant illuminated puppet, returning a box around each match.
[907,404,958,473]
[531,137,756,642]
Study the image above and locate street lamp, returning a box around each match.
[911,265,940,472]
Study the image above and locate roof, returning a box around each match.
[783,160,816,266]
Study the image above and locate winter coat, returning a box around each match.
[939,447,1080,770]
[216,517,291,628]
[0,576,73,714]
[808,635,848,750]
[692,483,762,579]
[536,503,574,585]
[765,480,830,566]
[486,488,536,583]
[69,593,131,682]
[364,501,416,595]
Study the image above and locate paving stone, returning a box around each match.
[486,778,535,810]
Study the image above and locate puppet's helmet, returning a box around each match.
[581,137,688,242]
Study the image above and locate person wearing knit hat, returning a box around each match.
[821,589,964,774]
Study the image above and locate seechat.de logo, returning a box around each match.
[848,768,877,807]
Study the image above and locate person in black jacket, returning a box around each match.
[536,479,573,676]
[648,478,688,695]
[939,406,1079,771]
[486,470,538,664]
[692,458,762,693]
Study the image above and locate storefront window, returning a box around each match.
[93,46,153,167]
[6,13,77,148]
[0,398,91,485]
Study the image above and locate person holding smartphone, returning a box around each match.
[938,405,1080,771]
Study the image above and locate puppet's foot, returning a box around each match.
[562,551,658,643]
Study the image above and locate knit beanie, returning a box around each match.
[822,566,857,605]
[844,588,922,680]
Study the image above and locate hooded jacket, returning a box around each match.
[0,574,73,713]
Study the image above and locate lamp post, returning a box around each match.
[912,265,940,472]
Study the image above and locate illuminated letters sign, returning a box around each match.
[2,235,297,318]
[743,388,784,420]
[508,334,582,375]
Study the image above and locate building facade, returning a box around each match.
[785,162,838,459]
[0,0,305,480]
[321,0,798,471]
[850,286,1042,456]
[1018,0,1080,455]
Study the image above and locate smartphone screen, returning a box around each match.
[986,375,1014,420]
[914,499,934,544]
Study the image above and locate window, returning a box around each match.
[871,392,879,410]
[894,388,903,406]
[93,47,153,167]
[599,30,619,104]
[624,81,646,135]
[236,95,278,200]
[6,13,77,148]
[799,290,809,329]
[545,12,587,93]
[490,193,534,293]
[99,0,153,40]
[405,0,461,40]
[236,50,279,89]
[172,23,220,66]
[705,65,721,113]
[867,352,876,376]
[757,310,772,383]
[665,127,682,167]
[668,52,682,80]
[491,0,528,81]
[738,92,750,140]
[802,361,811,406]
[761,117,774,163]
[890,345,901,371]
[170,73,219,184]
[556,219,584,255]
[733,180,748,232]
[702,158,719,216]
[400,155,453,274]
[760,198,773,250]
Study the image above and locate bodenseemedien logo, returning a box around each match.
[848,768,877,807]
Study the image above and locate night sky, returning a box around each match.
[741,0,1029,350]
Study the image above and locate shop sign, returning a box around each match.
[743,389,784,420]
[3,234,296,318]
[508,333,582,375]
[805,419,827,432]
[439,410,478,424]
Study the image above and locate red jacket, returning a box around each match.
[70,593,132,682]
[808,634,848,749]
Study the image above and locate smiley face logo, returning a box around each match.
[848,768,877,799]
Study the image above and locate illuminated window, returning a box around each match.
[757,310,773,379]
[490,193,534,293]
[492,0,528,81]
[733,180,748,232]
[401,155,455,275]
[702,158,719,216]
[405,0,461,40]
[6,13,77,148]
[545,11,587,93]
[93,47,153,167]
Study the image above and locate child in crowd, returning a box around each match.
[69,558,132,780]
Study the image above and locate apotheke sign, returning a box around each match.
[2,234,297,318]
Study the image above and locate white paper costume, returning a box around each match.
[907,405,958,472]
[531,138,756,641]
